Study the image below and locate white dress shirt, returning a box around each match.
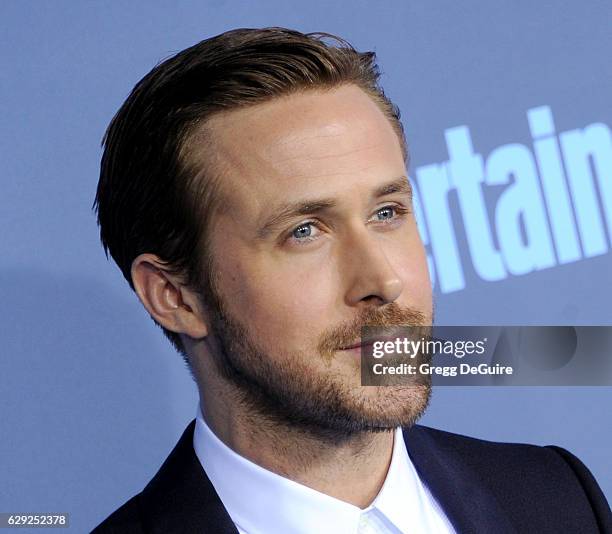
[193,404,456,534]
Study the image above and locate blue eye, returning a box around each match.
[292,223,313,239]
[377,206,395,221]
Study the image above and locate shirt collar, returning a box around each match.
[193,404,419,534]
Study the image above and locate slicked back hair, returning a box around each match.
[94,27,407,361]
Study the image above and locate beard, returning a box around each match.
[201,279,432,445]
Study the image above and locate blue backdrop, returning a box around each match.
[1,2,610,532]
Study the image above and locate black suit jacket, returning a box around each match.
[92,420,612,533]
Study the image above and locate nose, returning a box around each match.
[342,231,403,307]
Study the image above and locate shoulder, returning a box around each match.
[90,493,145,534]
[408,423,594,476]
[406,424,612,531]
[89,419,236,534]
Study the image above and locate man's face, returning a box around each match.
[199,84,433,440]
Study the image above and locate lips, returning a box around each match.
[340,336,400,350]
[341,341,373,350]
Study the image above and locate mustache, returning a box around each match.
[317,302,430,358]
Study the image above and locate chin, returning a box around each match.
[346,383,432,431]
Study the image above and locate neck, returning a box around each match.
[198,381,395,509]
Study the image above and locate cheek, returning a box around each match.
[219,254,336,347]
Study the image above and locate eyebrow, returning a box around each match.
[256,176,412,240]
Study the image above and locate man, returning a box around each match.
[92,27,611,533]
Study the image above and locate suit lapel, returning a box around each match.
[139,419,238,534]
[403,425,517,534]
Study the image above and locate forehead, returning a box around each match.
[202,84,406,216]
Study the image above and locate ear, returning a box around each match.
[130,253,209,339]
